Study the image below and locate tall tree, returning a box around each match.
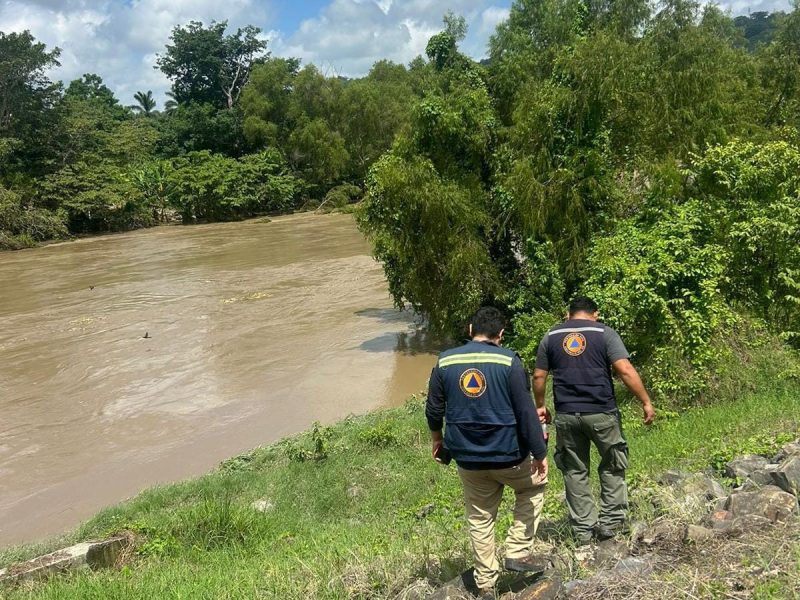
[0,30,62,177]
[156,21,268,109]
[131,90,157,116]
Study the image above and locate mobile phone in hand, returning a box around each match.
[435,445,452,465]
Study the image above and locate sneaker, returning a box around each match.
[475,587,496,600]
[504,554,550,573]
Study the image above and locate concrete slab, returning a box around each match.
[0,536,128,584]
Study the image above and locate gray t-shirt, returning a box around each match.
[535,324,629,371]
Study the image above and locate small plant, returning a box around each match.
[358,422,399,448]
[281,422,333,462]
[175,488,261,550]
[311,421,333,460]
[219,451,257,473]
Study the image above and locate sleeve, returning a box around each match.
[534,335,550,371]
[509,357,548,460]
[425,365,446,431]
[605,328,630,363]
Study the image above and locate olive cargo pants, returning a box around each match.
[553,411,629,541]
[457,460,546,589]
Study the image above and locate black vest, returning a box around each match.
[545,319,616,413]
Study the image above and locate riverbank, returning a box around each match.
[0,212,434,548]
[1,370,798,598]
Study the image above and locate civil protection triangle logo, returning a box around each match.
[563,332,587,356]
[460,368,487,398]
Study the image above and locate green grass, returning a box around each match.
[1,375,799,599]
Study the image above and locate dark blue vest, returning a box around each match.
[546,320,616,413]
[438,341,522,463]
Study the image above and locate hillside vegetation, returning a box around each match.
[357,0,800,404]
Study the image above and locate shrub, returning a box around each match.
[0,186,68,248]
[582,201,734,402]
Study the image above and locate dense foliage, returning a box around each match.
[3,4,798,402]
[357,0,800,403]
[0,21,423,248]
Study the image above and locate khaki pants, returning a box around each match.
[457,459,546,589]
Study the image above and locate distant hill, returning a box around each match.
[734,11,786,50]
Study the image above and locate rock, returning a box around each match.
[427,570,475,600]
[773,440,800,463]
[771,455,800,495]
[640,520,676,546]
[725,455,769,479]
[677,473,727,501]
[251,499,274,512]
[749,465,780,487]
[657,472,727,520]
[612,556,654,577]
[516,575,563,600]
[730,514,773,533]
[415,504,435,519]
[658,470,692,486]
[705,510,734,532]
[0,537,129,584]
[738,479,761,492]
[726,485,798,523]
[684,525,715,544]
[564,580,588,598]
[593,539,629,568]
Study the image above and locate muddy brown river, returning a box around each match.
[0,213,437,548]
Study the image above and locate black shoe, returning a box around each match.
[595,524,628,541]
[504,554,550,573]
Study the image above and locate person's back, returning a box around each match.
[533,297,655,544]
[436,340,524,466]
[542,318,625,414]
[426,307,548,599]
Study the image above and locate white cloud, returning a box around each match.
[271,0,510,77]
[0,0,796,105]
[0,0,277,105]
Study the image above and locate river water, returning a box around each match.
[0,213,437,548]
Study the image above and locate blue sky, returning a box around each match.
[0,0,788,106]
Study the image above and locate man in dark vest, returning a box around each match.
[426,307,548,598]
[533,297,655,544]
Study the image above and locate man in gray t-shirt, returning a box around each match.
[532,297,655,543]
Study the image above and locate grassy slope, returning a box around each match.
[1,376,798,599]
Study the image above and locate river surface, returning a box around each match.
[0,213,437,548]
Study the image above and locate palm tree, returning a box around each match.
[131,90,156,116]
[163,91,178,115]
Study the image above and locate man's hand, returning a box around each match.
[432,440,444,463]
[642,402,656,426]
[531,457,548,481]
[537,406,552,425]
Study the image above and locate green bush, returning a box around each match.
[0,186,68,248]
[321,183,362,211]
[582,200,734,402]
[167,150,303,222]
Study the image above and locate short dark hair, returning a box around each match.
[569,296,598,316]
[470,306,506,338]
